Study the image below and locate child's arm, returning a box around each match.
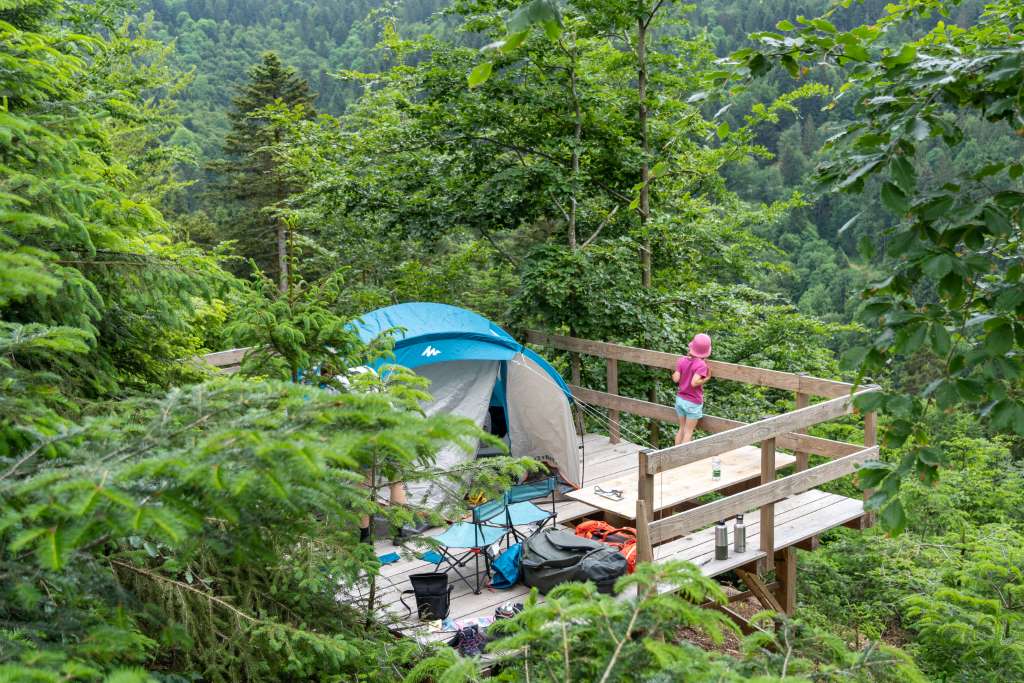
[690,365,711,388]
[672,369,681,383]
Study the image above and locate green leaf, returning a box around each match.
[776,20,795,30]
[983,205,1012,236]
[854,391,883,412]
[879,499,907,535]
[651,161,669,178]
[468,62,493,89]
[844,43,870,61]
[929,323,951,355]
[501,31,529,52]
[890,156,916,192]
[922,253,954,279]
[917,447,943,466]
[985,320,1013,355]
[880,182,909,214]
[508,0,562,35]
[716,121,730,139]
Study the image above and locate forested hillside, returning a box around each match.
[3,0,1023,681]
[144,0,453,172]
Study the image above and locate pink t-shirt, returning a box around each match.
[676,356,708,404]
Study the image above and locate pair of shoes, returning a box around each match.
[494,601,524,620]
[448,624,487,656]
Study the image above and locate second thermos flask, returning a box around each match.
[734,513,746,553]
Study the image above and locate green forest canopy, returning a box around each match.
[1,0,1022,680]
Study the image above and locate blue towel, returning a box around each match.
[490,543,522,589]
[419,550,443,564]
[378,552,400,565]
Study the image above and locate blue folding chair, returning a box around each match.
[432,499,508,594]
[502,475,558,542]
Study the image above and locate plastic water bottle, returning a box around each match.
[711,456,721,481]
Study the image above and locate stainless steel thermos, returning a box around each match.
[734,514,746,553]
[715,521,728,560]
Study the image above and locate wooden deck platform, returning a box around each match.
[347,433,866,644]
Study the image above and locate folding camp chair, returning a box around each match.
[431,499,508,594]
[502,475,558,542]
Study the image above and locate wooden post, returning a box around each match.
[862,410,878,525]
[759,437,776,572]
[773,547,797,615]
[571,351,584,435]
[864,411,877,447]
[636,447,656,563]
[636,500,654,563]
[793,390,810,472]
[637,448,655,517]
[607,358,620,444]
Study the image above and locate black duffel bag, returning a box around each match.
[521,528,628,594]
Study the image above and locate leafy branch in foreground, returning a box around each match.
[0,376,525,681]
[722,0,1024,533]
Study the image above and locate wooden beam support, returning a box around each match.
[647,390,877,475]
[735,568,784,613]
[773,547,797,615]
[637,448,655,513]
[760,438,776,573]
[707,603,765,636]
[635,500,654,564]
[864,410,878,447]
[606,358,620,444]
[567,385,861,459]
[648,446,879,544]
[794,536,819,551]
[843,514,872,531]
[526,330,855,397]
[794,391,810,472]
[723,582,780,604]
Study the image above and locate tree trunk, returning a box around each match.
[637,11,651,288]
[277,219,289,292]
[569,53,581,251]
[273,127,289,293]
[638,7,657,446]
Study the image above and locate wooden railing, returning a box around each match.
[526,331,881,573]
[525,330,874,461]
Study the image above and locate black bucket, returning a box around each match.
[402,572,452,621]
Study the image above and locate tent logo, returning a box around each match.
[421,345,442,357]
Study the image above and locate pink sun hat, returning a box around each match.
[688,333,712,358]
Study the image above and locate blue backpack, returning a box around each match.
[490,543,522,589]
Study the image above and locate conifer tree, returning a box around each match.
[213,53,317,290]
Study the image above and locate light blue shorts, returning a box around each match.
[675,396,703,420]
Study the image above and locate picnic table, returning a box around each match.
[566,445,796,521]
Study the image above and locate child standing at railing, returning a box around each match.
[673,333,712,445]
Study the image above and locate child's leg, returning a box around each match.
[675,416,687,445]
[389,481,407,506]
[681,417,699,443]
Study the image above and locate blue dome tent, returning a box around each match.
[352,303,579,504]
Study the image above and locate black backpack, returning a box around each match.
[400,572,452,621]
[521,528,628,594]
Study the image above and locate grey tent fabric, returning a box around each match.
[403,361,499,507]
[506,354,579,486]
